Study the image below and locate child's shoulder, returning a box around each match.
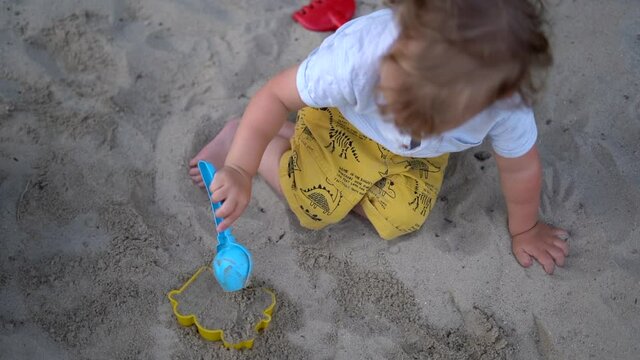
[486,93,532,117]
[324,8,397,59]
[335,8,396,38]
[342,8,394,28]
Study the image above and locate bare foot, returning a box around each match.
[189,118,240,187]
[189,119,296,188]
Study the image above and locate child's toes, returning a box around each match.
[192,175,204,185]
[189,172,201,181]
[188,166,205,187]
[190,176,204,187]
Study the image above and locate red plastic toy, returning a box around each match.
[292,0,356,32]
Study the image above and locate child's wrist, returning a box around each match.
[509,220,539,238]
[224,163,253,180]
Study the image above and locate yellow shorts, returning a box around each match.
[279,107,448,240]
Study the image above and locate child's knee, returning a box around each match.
[360,195,430,240]
[294,204,349,231]
[377,211,427,240]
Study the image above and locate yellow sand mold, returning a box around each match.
[167,267,276,349]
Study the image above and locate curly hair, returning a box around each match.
[379,0,553,137]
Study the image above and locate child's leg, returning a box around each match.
[359,154,449,240]
[257,136,291,197]
[278,107,367,230]
[189,118,294,188]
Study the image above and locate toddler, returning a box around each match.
[189,0,570,274]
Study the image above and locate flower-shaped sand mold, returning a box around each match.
[167,267,276,349]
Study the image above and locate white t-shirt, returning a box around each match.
[296,9,537,158]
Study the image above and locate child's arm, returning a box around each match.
[211,65,305,230]
[494,145,570,274]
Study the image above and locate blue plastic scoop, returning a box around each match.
[198,160,253,292]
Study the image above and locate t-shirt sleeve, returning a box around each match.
[488,105,538,158]
[296,24,358,108]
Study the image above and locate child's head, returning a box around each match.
[378,0,552,137]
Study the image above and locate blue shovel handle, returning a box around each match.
[197,160,236,246]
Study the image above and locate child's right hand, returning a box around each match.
[209,165,252,232]
[511,221,570,275]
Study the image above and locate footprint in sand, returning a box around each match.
[540,162,575,216]
[144,29,176,53]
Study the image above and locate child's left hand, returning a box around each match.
[511,221,569,274]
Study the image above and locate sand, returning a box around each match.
[0,0,639,359]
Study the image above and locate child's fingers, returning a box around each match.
[217,207,244,231]
[553,238,570,256]
[209,179,225,195]
[215,198,236,218]
[546,245,566,267]
[217,206,243,231]
[210,171,233,192]
[513,247,533,268]
[528,247,555,274]
[217,218,231,232]
[552,228,570,241]
[210,186,229,203]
